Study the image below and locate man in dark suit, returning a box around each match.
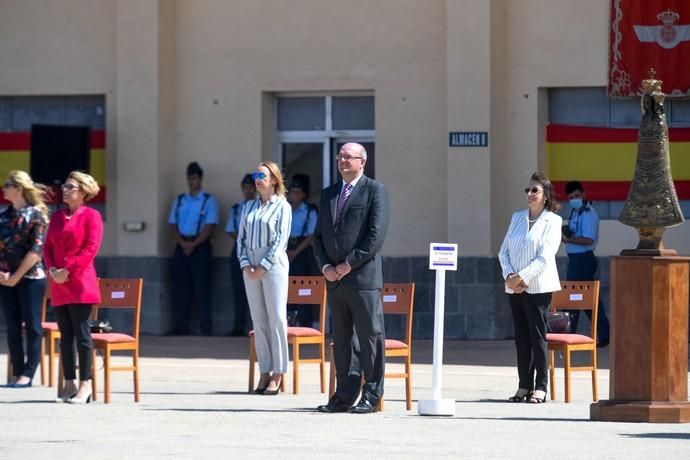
[313,143,390,414]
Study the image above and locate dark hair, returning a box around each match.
[241,173,254,186]
[564,180,584,195]
[289,174,310,196]
[187,162,203,177]
[530,171,560,212]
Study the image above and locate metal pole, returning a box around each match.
[431,269,445,400]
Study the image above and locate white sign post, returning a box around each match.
[418,243,458,416]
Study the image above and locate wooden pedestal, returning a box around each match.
[590,256,690,423]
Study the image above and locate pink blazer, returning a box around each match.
[44,206,103,306]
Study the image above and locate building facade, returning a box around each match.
[0,0,687,337]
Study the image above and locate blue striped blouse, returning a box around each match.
[237,195,292,271]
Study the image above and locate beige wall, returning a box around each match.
[0,0,686,258]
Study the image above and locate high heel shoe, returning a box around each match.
[262,377,282,396]
[68,390,93,404]
[10,378,32,388]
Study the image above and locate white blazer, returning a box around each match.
[498,209,562,294]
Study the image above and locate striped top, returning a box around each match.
[498,209,562,294]
[237,195,292,271]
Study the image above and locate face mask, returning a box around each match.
[569,198,583,210]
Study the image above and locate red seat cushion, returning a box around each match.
[287,327,321,338]
[41,322,59,331]
[250,328,322,338]
[547,333,594,345]
[385,339,408,350]
[91,332,136,343]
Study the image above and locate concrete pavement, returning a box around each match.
[1,336,689,459]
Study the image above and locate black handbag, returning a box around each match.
[547,312,571,333]
[88,319,113,333]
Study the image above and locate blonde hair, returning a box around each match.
[259,161,286,197]
[6,170,49,218]
[67,171,100,201]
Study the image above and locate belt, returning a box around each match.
[180,235,197,242]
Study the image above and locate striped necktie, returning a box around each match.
[335,183,353,224]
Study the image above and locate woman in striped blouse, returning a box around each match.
[238,161,292,395]
[498,172,562,404]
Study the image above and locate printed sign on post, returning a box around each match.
[429,243,458,271]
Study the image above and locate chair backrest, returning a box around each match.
[550,281,600,339]
[93,278,144,339]
[287,276,327,334]
[381,283,415,344]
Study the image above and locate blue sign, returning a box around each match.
[449,132,488,147]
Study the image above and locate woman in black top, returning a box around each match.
[0,170,49,388]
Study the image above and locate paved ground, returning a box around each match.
[1,336,689,459]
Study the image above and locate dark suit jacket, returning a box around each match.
[313,175,389,290]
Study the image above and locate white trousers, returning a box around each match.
[243,247,289,374]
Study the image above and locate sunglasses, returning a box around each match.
[61,183,80,191]
[251,172,268,181]
[524,187,543,194]
[2,182,17,189]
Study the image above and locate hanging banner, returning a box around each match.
[609,0,690,98]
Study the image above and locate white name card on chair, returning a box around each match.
[383,295,397,303]
[298,289,312,296]
[111,291,125,299]
[569,293,583,301]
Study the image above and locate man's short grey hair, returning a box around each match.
[359,145,367,160]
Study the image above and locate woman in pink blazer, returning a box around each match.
[44,171,103,404]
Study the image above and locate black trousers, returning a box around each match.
[566,251,610,342]
[230,246,250,333]
[329,284,385,404]
[172,241,212,334]
[55,304,93,381]
[0,278,45,380]
[509,292,552,393]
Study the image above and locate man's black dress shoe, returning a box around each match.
[317,397,351,413]
[350,398,378,414]
[596,338,610,348]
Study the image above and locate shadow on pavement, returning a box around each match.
[621,433,690,440]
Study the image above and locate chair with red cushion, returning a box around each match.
[90,278,143,403]
[328,283,416,410]
[547,280,600,403]
[248,276,328,394]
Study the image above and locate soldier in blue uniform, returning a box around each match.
[225,174,256,336]
[562,180,610,347]
[286,174,319,327]
[168,162,219,336]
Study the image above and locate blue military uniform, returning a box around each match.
[287,201,318,326]
[168,190,219,335]
[226,200,251,335]
[565,204,610,343]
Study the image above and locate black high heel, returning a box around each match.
[262,377,282,396]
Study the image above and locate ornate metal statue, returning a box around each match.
[619,69,685,255]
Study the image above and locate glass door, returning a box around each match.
[281,141,329,204]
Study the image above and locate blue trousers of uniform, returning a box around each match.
[172,241,212,335]
[566,251,610,343]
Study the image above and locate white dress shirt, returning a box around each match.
[498,209,562,294]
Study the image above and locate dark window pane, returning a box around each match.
[670,99,690,126]
[277,97,325,131]
[332,96,375,130]
[548,88,607,126]
[609,97,641,127]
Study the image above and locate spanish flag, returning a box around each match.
[0,131,106,203]
[547,124,690,201]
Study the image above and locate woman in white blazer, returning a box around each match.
[498,172,562,404]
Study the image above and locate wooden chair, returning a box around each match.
[6,293,50,386]
[328,283,416,410]
[547,280,600,403]
[248,276,328,394]
[40,291,60,387]
[91,278,143,403]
